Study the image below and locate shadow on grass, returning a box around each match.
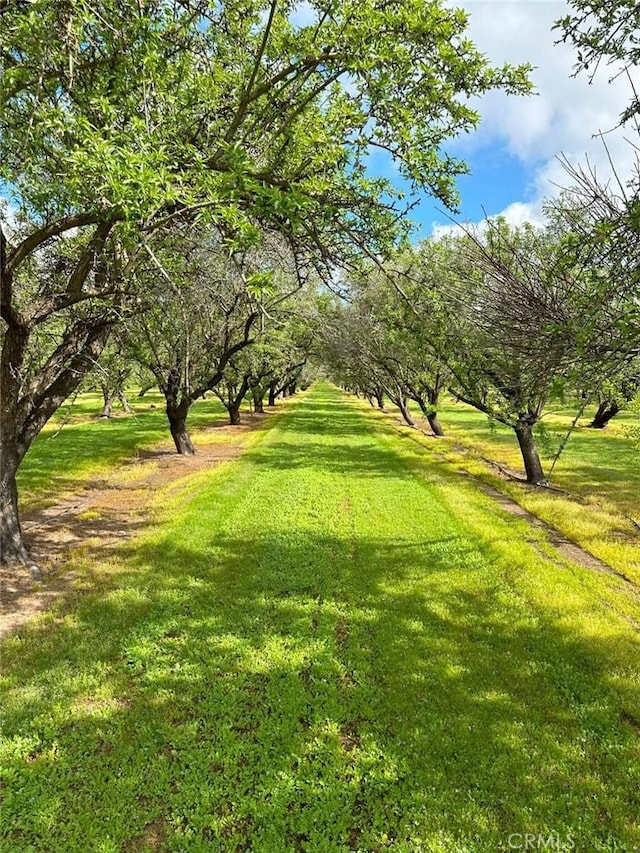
[3,526,639,852]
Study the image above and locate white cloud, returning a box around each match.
[289,1,317,28]
[430,199,544,239]
[0,196,20,239]
[446,0,639,216]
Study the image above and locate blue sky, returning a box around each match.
[403,0,638,238]
[3,1,635,242]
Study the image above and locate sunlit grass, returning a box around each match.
[435,397,639,517]
[380,397,640,585]
[18,393,234,511]
[2,385,639,852]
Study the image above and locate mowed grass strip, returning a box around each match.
[389,397,640,585]
[2,385,639,853]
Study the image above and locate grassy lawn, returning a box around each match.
[17,393,229,512]
[434,398,639,518]
[386,397,640,586]
[2,385,639,852]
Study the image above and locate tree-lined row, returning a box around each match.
[1,0,531,567]
[323,193,639,485]
[1,0,637,571]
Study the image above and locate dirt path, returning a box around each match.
[0,415,270,639]
[390,418,639,594]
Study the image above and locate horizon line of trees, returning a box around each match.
[321,192,639,485]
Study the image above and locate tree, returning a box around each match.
[89,339,135,419]
[554,0,640,124]
[588,357,640,428]
[1,0,530,566]
[245,299,319,411]
[124,224,293,453]
[413,222,600,485]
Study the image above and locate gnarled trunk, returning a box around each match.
[268,382,278,407]
[397,396,415,427]
[118,392,132,414]
[100,384,113,418]
[514,420,546,485]
[0,445,38,575]
[252,388,265,414]
[589,399,620,429]
[226,376,250,425]
[415,396,444,436]
[166,400,195,455]
[427,411,444,437]
[375,388,385,410]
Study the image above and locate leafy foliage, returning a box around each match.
[554,0,640,123]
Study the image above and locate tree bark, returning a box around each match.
[414,396,444,435]
[375,388,385,410]
[226,377,250,425]
[589,399,620,429]
[166,400,195,455]
[427,411,444,436]
[252,388,265,413]
[514,420,547,485]
[118,391,132,414]
[268,382,278,407]
[100,384,113,418]
[398,397,415,427]
[0,445,38,575]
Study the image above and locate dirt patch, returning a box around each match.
[339,720,361,753]
[476,482,637,588]
[0,415,271,639]
[123,816,169,852]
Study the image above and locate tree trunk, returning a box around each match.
[0,446,39,576]
[398,397,415,427]
[252,389,265,413]
[375,389,385,410]
[100,384,113,418]
[227,377,249,425]
[268,383,278,407]
[166,401,195,455]
[118,392,132,414]
[427,411,444,436]
[589,399,620,429]
[514,420,547,485]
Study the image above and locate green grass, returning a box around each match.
[386,397,640,585]
[2,385,639,852]
[434,398,640,518]
[17,393,228,511]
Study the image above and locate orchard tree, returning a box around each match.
[587,357,640,428]
[246,302,319,411]
[89,339,136,419]
[1,0,531,566]
[124,224,298,453]
[363,266,450,435]
[555,0,640,124]
[414,222,598,485]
